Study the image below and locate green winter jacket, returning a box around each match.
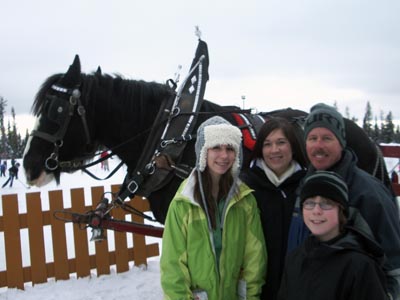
[160,173,267,300]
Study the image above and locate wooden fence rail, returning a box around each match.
[0,184,160,290]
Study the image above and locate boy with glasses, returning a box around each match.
[278,171,389,300]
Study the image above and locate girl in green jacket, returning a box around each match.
[160,116,267,300]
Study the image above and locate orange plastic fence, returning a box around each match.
[0,185,160,290]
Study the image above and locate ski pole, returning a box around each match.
[18,178,31,189]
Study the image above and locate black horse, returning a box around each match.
[23,56,391,224]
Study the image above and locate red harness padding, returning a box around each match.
[232,113,264,151]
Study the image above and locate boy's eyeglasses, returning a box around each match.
[303,200,335,210]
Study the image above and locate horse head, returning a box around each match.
[23,55,98,187]
[23,55,175,188]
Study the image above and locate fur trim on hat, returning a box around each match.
[195,116,242,176]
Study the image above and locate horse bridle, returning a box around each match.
[31,83,92,171]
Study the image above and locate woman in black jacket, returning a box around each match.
[241,117,307,300]
[278,171,389,300]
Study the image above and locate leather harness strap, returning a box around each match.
[116,39,209,203]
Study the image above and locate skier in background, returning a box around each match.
[2,162,20,188]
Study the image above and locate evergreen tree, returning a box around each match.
[0,99,28,159]
[379,110,385,142]
[345,106,350,119]
[381,111,395,143]
[8,107,19,158]
[372,116,381,142]
[333,101,338,110]
[394,125,400,143]
[344,105,358,123]
[362,101,373,137]
[12,107,25,157]
[0,96,7,158]
[6,120,12,156]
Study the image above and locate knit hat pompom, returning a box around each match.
[304,103,346,147]
[195,116,242,175]
[300,171,349,216]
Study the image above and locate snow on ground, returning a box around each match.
[1,260,163,300]
[0,157,164,300]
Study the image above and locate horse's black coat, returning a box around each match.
[23,56,391,224]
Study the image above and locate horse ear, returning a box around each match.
[59,54,81,87]
[95,66,102,76]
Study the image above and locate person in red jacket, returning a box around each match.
[100,150,110,171]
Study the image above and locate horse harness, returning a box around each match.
[116,49,209,203]
[114,48,269,205]
[31,84,93,171]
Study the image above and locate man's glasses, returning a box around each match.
[303,199,335,210]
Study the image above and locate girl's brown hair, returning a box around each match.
[193,167,234,229]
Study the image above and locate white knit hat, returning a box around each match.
[195,116,242,175]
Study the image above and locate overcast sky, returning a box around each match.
[1,0,399,132]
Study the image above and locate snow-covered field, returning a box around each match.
[0,157,164,300]
[0,153,399,300]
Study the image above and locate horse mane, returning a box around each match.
[31,72,175,127]
[97,75,173,127]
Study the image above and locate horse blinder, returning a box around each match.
[32,85,92,172]
[45,95,71,127]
